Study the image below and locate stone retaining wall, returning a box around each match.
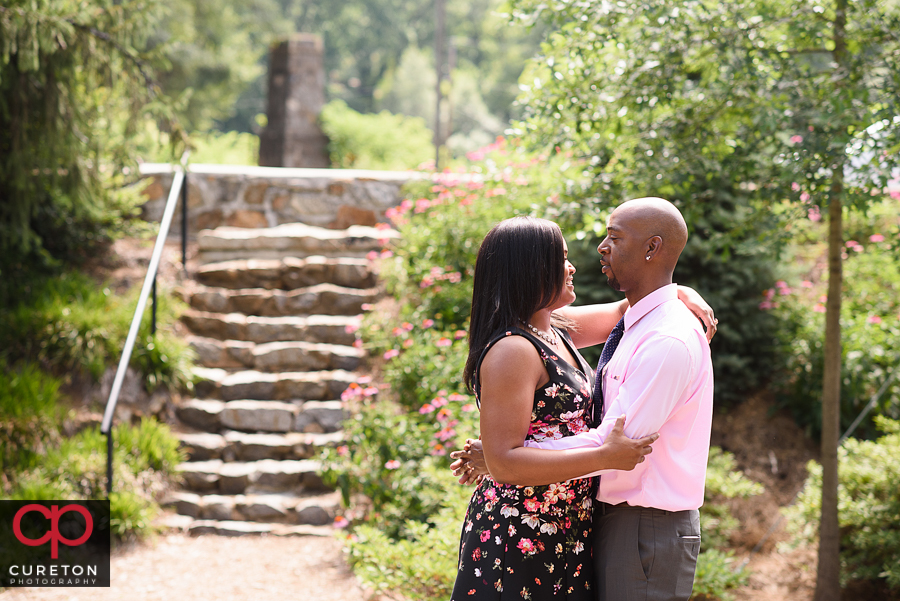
[139,164,425,236]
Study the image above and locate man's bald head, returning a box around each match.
[611,197,688,269]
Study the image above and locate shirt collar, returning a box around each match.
[624,284,678,331]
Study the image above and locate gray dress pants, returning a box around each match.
[593,502,701,601]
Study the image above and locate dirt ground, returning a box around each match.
[0,533,368,601]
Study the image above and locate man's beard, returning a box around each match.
[607,273,622,291]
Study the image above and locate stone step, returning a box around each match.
[177,399,347,434]
[192,368,356,402]
[178,458,329,494]
[181,311,361,345]
[177,429,344,461]
[198,223,400,264]
[164,490,341,526]
[196,256,376,291]
[185,519,335,537]
[187,283,379,317]
[188,336,363,372]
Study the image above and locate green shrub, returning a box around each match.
[700,447,764,552]
[320,100,435,170]
[0,359,63,475]
[772,233,900,439]
[0,271,195,392]
[6,419,184,540]
[345,480,471,601]
[785,417,900,593]
[109,490,159,539]
[690,549,749,601]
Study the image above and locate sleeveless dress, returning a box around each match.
[450,326,596,601]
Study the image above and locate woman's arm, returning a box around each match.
[475,336,654,486]
[555,285,717,348]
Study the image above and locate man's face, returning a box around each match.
[597,210,644,292]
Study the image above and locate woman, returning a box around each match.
[449,216,715,600]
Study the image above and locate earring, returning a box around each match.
[646,256,651,261]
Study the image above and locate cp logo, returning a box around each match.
[13,504,94,559]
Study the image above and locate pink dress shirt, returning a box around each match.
[526,284,713,511]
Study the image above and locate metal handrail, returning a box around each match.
[102,153,189,496]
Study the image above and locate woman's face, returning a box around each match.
[548,239,577,310]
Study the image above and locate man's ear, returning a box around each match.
[645,236,663,261]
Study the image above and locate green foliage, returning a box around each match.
[0,360,63,477]
[5,419,184,540]
[700,447,764,552]
[785,418,900,593]
[690,549,750,601]
[773,229,900,439]
[0,0,175,302]
[319,100,435,170]
[0,271,195,392]
[109,490,158,539]
[345,482,471,601]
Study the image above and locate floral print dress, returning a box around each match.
[450,326,596,601]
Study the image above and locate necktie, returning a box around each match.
[592,317,625,427]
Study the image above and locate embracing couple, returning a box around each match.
[448,197,716,601]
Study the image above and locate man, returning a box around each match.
[453,197,714,600]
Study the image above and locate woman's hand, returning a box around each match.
[599,415,658,471]
[677,285,718,343]
[450,439,487,485]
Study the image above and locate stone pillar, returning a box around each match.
[259,34,330,168]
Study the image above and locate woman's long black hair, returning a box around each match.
[463,216,569,392]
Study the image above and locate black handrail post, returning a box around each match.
[151,276,157,337]
[106,429,113,497]
[181,172,188,272]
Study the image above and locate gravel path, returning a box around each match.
[1,533,366,601]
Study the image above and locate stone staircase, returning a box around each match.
[164,222,396,536]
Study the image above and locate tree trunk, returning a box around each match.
[814,166,844,601]
[814,3,847,599]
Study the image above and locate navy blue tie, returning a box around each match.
[592,317,625,427]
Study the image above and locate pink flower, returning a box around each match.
[344,323,360,334]
[759,301,775,310]
[775,280,788,289]
[867,315,882,325]
[480,531,490,542]
[422,319,435,328]
[419,404,435,414]
[814,304,826,313]
[870,234,885,242]
[801,280,814,288]
[454,330,467,340]
[380,250,393,259]
[808,206,821,221]
[401,322,414,331]
[361,303,373,311]
[792,182,801,191]
[336,445,349,456]
[363,386,378,397]
[375,222,392,230]
[801,192,811,203]
[367,250,378,260]
[890,191,900,200]
[524,498,541,512]
[383,349,400,360]
[353,339,363,349]
[432,396,449,407]
[449,393,467,401]
[461,404,476,412]
[385,460,401,469]
[437,337,452,347]
[402,339,414,348]
[517,538,536,554]
[790,135,803,144]
[332,516,350,529]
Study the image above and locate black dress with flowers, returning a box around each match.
[450,326,596,601]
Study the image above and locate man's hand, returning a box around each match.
[601,415,658,471]
[449,439,487,485]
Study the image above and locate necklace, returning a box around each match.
[520,320,558,346]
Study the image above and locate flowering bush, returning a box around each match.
[321,139,568,540]
[770,223,900,439]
